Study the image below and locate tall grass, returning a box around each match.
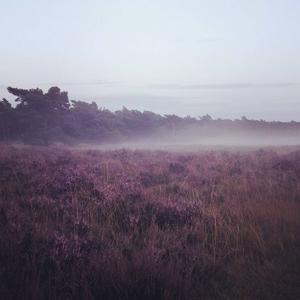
[0,146,299,299]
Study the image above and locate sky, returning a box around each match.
[0,0,300,121]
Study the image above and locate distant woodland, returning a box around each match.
[1,86,299,145]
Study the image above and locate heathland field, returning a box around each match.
[0,145,299,299]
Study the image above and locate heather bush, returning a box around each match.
[0,146,299,299]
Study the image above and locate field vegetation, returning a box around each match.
[0,145,299,299]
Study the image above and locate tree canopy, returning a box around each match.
[0,86,299,145]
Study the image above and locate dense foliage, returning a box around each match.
[0,146,299,299]
[1,86,300,145]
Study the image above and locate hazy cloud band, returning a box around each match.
[149,82,300,90]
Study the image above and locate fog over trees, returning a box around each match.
[1,86,299,145]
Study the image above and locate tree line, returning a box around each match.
[0,86,299,145]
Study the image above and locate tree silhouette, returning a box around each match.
[0,86,299,145]
[0,98,12,112]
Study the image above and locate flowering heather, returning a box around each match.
[0,145,300,299]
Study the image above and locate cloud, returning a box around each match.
[0,81,117,89]
[89,94,223,110]
[41,80,117,87]
[148,82,300,90]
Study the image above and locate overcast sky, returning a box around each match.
[1,0,300,120]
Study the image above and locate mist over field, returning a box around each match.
[112,127,300,148]
[82,133,300,152]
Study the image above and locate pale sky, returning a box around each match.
[0,0,300,120]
